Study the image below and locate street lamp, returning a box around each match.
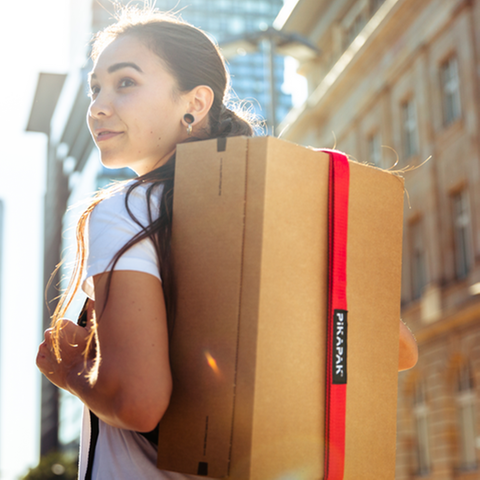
[220,26,320,134]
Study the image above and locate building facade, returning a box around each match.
[278,0,480,478]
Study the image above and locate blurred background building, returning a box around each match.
[278,0,480,478]
[20,0,480,477]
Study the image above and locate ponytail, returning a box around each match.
[211,105,253,138]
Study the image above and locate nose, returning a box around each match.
[88,91,113,119]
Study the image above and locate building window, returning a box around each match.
[452,190,472,279]
[440,56,461,126]
[410,219,428,300]
[413,380,431,476]
[368,132,382,167]
[402,99,418,158]
[456,364,477,471]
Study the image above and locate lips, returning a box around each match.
[95,129,124,142]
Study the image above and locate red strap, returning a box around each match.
[321,149,349,480]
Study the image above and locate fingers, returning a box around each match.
[36,338,55,375]
[36,339,49,360]
[37,322,87,372]
[398,319,418,371]
[36,321,88,389]
[41,329,54,356]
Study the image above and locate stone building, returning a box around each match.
[276,0,480,478]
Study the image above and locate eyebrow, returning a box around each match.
[89,62,143,81]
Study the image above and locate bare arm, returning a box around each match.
[398,319,418,371]
[37,270,172,432]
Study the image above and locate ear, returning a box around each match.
[182,85,215,127]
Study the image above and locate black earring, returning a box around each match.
[184,113,195,135]
[184,113,194,124]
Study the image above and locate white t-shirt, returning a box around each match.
[79,182,197,480]
[81,182,162,300]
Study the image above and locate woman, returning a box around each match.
[36,6,418,480]
[37,7,253,479]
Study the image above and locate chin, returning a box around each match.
[101,162,129,171]
[98,153,129,171]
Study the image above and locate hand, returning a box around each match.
[398,319,418,371]
[36,319,90,391]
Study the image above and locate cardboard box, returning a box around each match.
[157,136,404,479]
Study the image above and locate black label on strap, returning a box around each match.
[332,309,348,384]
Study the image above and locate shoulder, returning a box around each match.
[90,181,163,231]
[82,181,164,299]
[92,181,163,216]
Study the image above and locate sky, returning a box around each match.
[0,1,305,478]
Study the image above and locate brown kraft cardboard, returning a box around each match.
[157,136,404,479]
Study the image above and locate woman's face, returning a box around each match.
[87,35,188,175]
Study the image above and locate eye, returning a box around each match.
[88,84,100,98]
[119,77,135,89]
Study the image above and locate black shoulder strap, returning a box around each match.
[85,411,99,480]
[139,424,159,445]
[78,298,159,475]
[77,299,89,327]
[77,300,98,479]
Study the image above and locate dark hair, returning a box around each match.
[50,7,254,372]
